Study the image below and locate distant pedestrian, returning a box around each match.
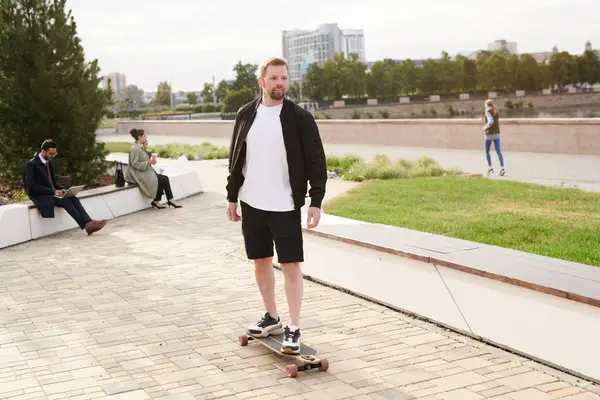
[482,99,505,176]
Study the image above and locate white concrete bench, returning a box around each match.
[0,204,33,248]
[0,168,203,249]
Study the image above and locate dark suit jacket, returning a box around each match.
[23,154,65,218]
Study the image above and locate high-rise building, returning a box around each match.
[282,23,365,82]
[102,72,127,94]
[488,39,518,55]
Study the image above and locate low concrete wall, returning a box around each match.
[118,118,600,155]
[318,91,600,119]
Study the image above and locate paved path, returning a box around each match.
[1,192,599,399]
[98,134,600,192]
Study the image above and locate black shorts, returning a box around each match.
[240,201,303,264]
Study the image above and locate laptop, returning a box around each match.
[54,185,85,199]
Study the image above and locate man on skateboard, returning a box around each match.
[226,57,327,354]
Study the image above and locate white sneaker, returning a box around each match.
[248,312,283,338]
[281,326,301,354]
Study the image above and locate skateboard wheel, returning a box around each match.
[286,364,298,378]
[319,359,329,371]
[238,335,248,346]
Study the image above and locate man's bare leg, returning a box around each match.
[281,262,303,327]
[254,257,278,318]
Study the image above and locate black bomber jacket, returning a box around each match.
[225,98,327,210]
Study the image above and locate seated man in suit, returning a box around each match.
[24,139,107,235]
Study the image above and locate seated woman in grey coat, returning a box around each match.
[126,128,182,209]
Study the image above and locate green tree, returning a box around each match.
[215,79,229,103]
[419,58,441,94]
[323,52,359,99]
[517,54,543,91]
[120,85,144,106]
[231,62,258,94]
[507,54,521,91]
[367,58,399,98]
[322,54,344,99]
[222,87,255,113]
[303,62,328,101]
[397,59,419,95]
[155,81,172,106]
[346,53,368,98]
[186,92,198,105]
[478,52,510,91]
[366,60,387,98]
[287,81,300,102]
[438,51,461,93]
[576,50,600,85]
[455,55,478,92]
[0,0,111,184]
[549,52,578,89]
[200,83,214,103]
[539,62,553,89]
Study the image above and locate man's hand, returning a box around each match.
[226,202,241,222]
[55,189,64,196]
[306,207,321,229]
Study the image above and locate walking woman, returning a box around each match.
[126,128,182,209]
[482,99,505,176]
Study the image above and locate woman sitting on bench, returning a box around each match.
[125,129,182,209]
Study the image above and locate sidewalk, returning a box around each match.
[1,192,599,399]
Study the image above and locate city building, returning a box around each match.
[102,72,127,95]
[487,39,518,55]
[282,23,365,82]
[584,40,600,58]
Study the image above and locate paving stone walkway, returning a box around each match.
[1,192,599,400]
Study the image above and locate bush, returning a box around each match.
[326,154,363,173]
[203,104,220,113]
[339,154,458,182]
[223,87,255,113]
[148,143,229,160]
[378,109,390,119]
[504,100,514,109]
[351,111,361,119]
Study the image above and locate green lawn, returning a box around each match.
[103,142,132,153]
[324,177,600,267]
[101,142,228,160]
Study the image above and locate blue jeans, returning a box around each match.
[485,138,504,167]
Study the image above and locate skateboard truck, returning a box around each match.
[238,334,329,378]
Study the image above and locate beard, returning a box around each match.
[268,87,286,101]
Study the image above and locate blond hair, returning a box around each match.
[485,99,498,117]
[260,57,288,78]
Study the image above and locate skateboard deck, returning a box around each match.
[238,332,329,378]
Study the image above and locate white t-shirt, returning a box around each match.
[238,103,295,212]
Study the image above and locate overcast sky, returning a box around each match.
[66,0,599,92]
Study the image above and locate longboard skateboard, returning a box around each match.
[238,332,329,378]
